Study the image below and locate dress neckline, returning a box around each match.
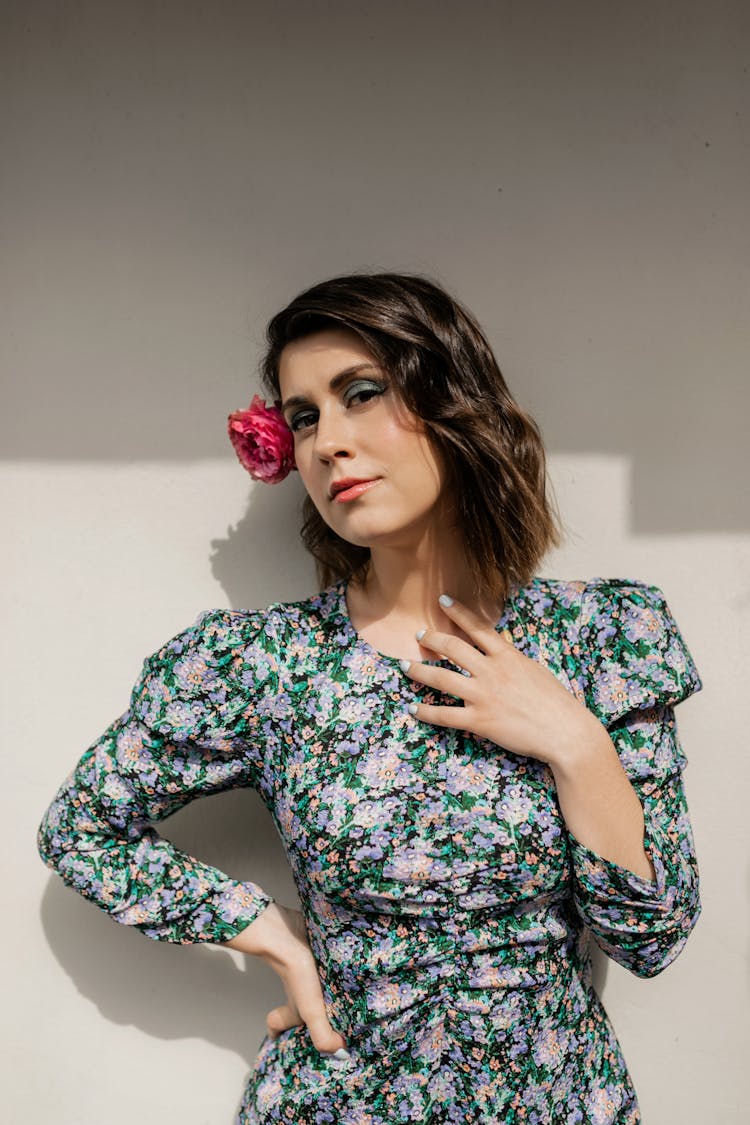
[334,576,523,669]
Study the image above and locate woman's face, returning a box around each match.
[278,327,453,550]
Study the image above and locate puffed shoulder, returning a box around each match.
[578,577,703,725]
[127,606,282,748]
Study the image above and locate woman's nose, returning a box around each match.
[313,408,355,459]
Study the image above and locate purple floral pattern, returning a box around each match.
[37,575,703,1123]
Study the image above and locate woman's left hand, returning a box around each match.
[401,594,603,767]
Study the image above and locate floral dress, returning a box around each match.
[37,575,703,1124]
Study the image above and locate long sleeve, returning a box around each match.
[37,606,282,945]
[566,577,704,978]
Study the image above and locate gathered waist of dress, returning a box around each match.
[307,887,580,993]
[309,897,586,1058]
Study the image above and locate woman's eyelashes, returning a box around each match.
[289,381,387,433]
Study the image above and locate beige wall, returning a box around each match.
[4,1,747,1121]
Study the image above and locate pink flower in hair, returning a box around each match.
[227,394,297,483]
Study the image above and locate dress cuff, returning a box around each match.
[567,816,669,908]
[134,881,275,944]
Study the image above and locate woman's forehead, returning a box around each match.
[278,330,380,389]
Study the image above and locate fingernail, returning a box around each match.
[415,627,426,642]
[399,659,411,673]
[438,593,453,606]
[407,702,418,716]
[320,1045,351,1059]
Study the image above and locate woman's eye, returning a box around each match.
[289,382,386,433]
[289,411,315,433]
[347,381,386,407]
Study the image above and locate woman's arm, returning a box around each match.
[550,720,657,882]
[37,608,280,945]
[553,578,703,979]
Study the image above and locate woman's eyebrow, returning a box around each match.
[281,364,379,414]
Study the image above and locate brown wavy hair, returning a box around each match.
[258,271,565,604]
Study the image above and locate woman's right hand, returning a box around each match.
[225,902,350,1056]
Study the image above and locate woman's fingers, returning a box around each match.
[401,658,477,697]
[265,930,349,1055]
[416,629,489,673]
[284,949,349,1054]
[266,1002,301,1040]
[265,983,346,1054]
[251,904,350,1055]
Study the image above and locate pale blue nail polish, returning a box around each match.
[333,1048,351,1060]
[399,659,411,673]
[407,702,418,716]
[415,627,426,642]
[438,593,453,607]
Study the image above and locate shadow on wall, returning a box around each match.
[38,788,298,1067]
[208,472,313,609]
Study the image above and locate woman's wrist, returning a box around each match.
[221,900,285,957]
[221,901,307,966]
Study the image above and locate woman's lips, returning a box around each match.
[332,478,381,503]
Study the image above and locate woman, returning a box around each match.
[37,272,703,1124]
